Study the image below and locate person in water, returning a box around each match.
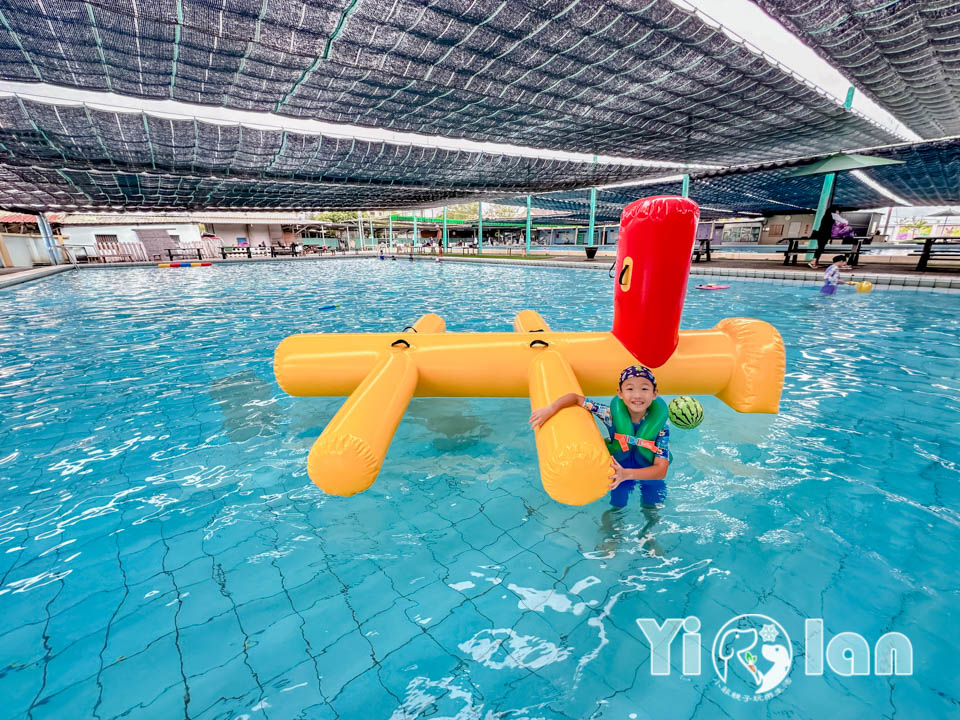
[820,255,850,295]
[528,365,670,508]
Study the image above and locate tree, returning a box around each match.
[309,210,380,222]
[441,202,525,220]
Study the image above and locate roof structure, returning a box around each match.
[0,212,63,224]
[503,137,960,220]
[753,1,960,139]
[0,0,898,168]
[0,95,665,210]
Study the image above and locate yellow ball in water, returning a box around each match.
[856,281,873,293]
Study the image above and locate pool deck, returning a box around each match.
[433,252,960,292]
[2,250,959,292]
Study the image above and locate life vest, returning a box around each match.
[604,396,669,468]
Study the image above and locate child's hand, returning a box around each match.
[528,403,555,429]
[609,458,628,489]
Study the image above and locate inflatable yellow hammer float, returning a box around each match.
[274,197,785,505]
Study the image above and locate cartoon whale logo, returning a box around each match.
[711,614,793,701]
[757,643,791,693]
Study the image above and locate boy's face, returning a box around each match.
[618,377,657,417]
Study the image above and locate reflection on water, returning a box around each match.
[595,505,665,558]
[404,398,493,452]
[208,370,283,442]
[0,262,956,719]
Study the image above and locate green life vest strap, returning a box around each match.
[605,396,669,464]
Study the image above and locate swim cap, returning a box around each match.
[619,365,657,390]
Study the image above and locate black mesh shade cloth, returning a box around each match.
[0,96,666,209]
[500,137,960,219]
[0,165,517,210]
[753,1,960,139]
[0,0,898,164]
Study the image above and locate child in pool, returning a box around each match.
[528,365,669,507]
[820,255,850,295]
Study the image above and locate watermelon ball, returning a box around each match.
[668,396,704,429]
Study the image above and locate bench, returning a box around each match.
[165,248,203,261]
[60,243,95,263]
[220,246,252,259]
[270,245,300,257]
[95,238,135,263]
[780,238,868,267]
[910,237,960,271]
[692,238,714,262]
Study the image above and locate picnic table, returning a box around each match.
[911,236,960,271]
[693,238,713,262]
[780,237,867,267]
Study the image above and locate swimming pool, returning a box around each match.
[1,260,957,719]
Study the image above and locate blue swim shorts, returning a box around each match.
[610,479,667,508]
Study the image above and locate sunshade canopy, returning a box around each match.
[784,153,905,178]
[753,1,960,139]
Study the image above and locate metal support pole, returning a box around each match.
[813,174,837,231]
[681,174,690,198]
[587,187,597,247]
[477,202,483,254]
[525,195,532,255]
[37,213,60,265]
[356,212,364,250]
[413,212,418,247]
[810,89,857,261]
[844,86,855,109]
[442,206,448,251]
[388,215,393,251]
[808,172,837,262]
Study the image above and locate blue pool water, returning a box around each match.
[1,260,958,719]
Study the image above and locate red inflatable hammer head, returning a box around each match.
[612,196,700,367]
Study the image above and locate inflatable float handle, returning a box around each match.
[528,349,611,505]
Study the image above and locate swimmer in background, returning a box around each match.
[820,255,851,295]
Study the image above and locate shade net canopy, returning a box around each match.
[0,96,668,210]
[0,0,899,166]
[0,165,512,211]
[753,1,960,139]
[500,137,960,220]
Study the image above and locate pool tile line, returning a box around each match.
[6,255,958,295]
[430,257,960,292]
[0,254,384,290]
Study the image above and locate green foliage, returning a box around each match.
[309,210,375,222]
[443,202,526,221]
